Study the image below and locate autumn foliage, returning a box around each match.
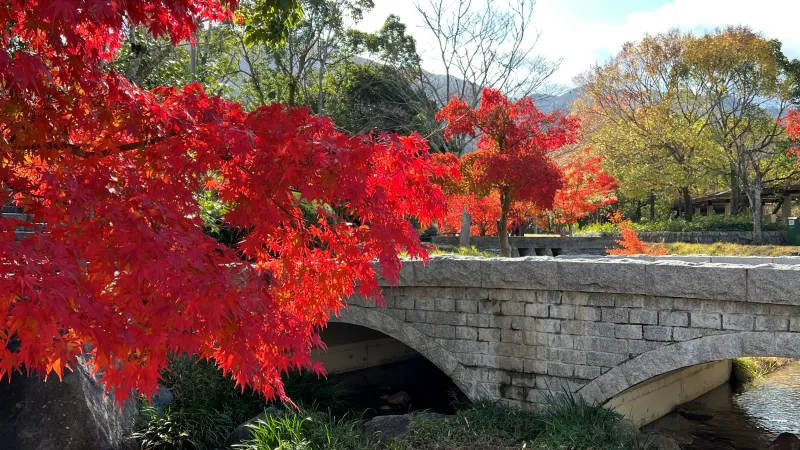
[436,88,580,255]
[786,109,800,154]
[0,1,448,404]
[606,212,667,256]
[546,149,617,233]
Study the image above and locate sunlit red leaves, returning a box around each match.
[785,109,800,157]
[437,88,580,209]
[1,1,445,406]
[548,148,617,228]
[606,212,667,256]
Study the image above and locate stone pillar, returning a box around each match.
[724,202,731,215]
[694,207,701,217]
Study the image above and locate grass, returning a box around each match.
[423,244,500,258]
[731,357,795,387]
[238,395,656,450]
[661,242,800,257]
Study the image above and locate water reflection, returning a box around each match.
[644,362,800,450]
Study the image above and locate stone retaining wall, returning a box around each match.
[638,230,787,245]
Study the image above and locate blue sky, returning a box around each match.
[359,0,800,87]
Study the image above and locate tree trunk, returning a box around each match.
[752,178,763,244]
[730,170,740,216]
[498,188,512,257]
[681,187,693,221]
[459,209,471,248]
[649,193,656,222]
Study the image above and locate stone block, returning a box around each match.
[615,324,643,339]
[405,310,425,323]
[722,314,754,331]
[525,303,549,317]
[501,329,524,344]
[561,291,589,305]
[601,307,629,324]
[523,359,548,374]
[748,265,800,305]
[416,298,435,311]
[711,256,774,265]
[755,316,789,331]
[547,362,575,377]
[549,348,587,365]
[455,326,478,340]
[456,299,478,313]
[575,306,601,321]
[561,320,588,335]
[741,332,777,355]
[643,325,672,341]
[672,327,725,341]
[558,259,647,294]
[574,365,602,380]
[535,319,561,333]
[627,339,666,355]
[550,304,576,320]
[394,297,415,309]
[478,300,501,314]
[435,298,456,312]
[587,292,616,307]
[588,337,628,354]
[501,301,525,317]
[586,351,626,368]
[690,312,722,329]
[426,311,467,326]
[466,313,490,328]
[646,262,747,301]
[497,356,524,372]
[413,256,483,287]
[548,334,574,349]
[586,322,617,337]
[629,309,658,325]
[659,311,689,327]
[478,328,501,342]
[482,257,559,290]
[791,318,800,332]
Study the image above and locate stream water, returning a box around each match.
[644,362,800,449]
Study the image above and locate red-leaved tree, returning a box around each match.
[436,88,580,256]
[0,1,447,404]
[547,149,617,235]
[786,109,800,152]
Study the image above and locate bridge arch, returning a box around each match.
[577,332,800,406]
[331,305,486,400]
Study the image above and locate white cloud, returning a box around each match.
[361,0,800,87]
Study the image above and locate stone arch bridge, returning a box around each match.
[332,255,800,423]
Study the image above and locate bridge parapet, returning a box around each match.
[335,256,800,413]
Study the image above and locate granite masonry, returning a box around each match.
[336,255,800,410]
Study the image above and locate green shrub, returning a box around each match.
[132,357,265,450]
[577,215,787,236]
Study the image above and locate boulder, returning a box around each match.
[364,414,412,445]
[0,363,136,450]
[222,406,283,449]
[647,434,681,450]
[768,433,800,450]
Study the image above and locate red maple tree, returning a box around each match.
[786,109,800,154]
[436,88,580,256]
[0,1,447,404]
[547,149,617,235]
[606,212,667,256]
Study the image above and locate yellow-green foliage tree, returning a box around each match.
[574,30,723,222]
[683,26,800,243]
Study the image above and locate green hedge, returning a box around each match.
[577,215,787,236]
